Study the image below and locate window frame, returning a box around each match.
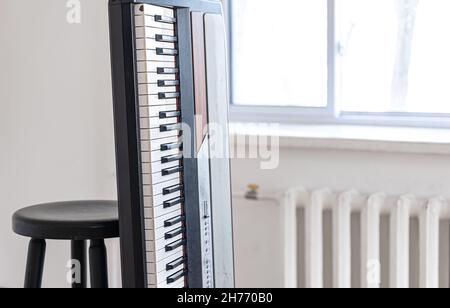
[225,0,450,128]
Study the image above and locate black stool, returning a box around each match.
[12,201,119,288]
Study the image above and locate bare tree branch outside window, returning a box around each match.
[391,0,420,110]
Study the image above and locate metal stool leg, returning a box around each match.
[71,240,87,288]
[24,239,46,288]
[89,239,108,288]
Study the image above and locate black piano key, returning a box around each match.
[158,80,180,87]
[159,92,180,100]
[162,154,183,164]
[163,196,184,208]
[155,34,178,43]
[166,257,186,271]
[159,111,181,119]
[167,269,186,284]
[162,166,183,176]
[165,227,185,240]
[163,184,182,195]
[157,67,179,74]
[165,239,186,252]
[160,123,182,132]
[161,142,182,151]
[154,15,177,24]
[164,215,185,227]
[156,48,179,56]
[159,111,180,119]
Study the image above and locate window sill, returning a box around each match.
[229,123,450,155]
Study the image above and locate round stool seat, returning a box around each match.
[12,201,119,240]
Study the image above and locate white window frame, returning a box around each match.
[225,0,450,128]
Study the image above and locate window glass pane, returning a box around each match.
[338,0,450,114]
[231,0,328,107]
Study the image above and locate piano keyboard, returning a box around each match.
[135,4,186,289]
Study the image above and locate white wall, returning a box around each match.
[0,0,117,288]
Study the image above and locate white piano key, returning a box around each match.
[142,170,180,186]
[138,73,178,84]
[135,15,175,30]
[157,270,186,288]
[137,50,177,63]
[141,148,181,163]
[148,261,186,285]
[143,178,181,197]
[141,136,180,152]
[146,233,184,253]
[140,116,178,129]
[137,61,177,73]
[139,95,178,107]
[144,203,182,220]
[135,27,176,40]
[134,15,176,29]
[143,190,181,208]
[145,208,183,230]
[134,4,175,19]
[146,244,183,264]
[146,253,184,275]
[140,127,181,141]
[142,159,181,175]
[145,221,183,241]
[136,38,176,51]
[139,84,177,95]
[139,104,178,118]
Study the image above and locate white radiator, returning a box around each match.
[281,188,450,288]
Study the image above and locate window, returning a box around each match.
[229,0,450,126]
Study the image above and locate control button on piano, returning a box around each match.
[158,92,180,100]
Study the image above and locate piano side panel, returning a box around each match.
[204,13,236,288]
